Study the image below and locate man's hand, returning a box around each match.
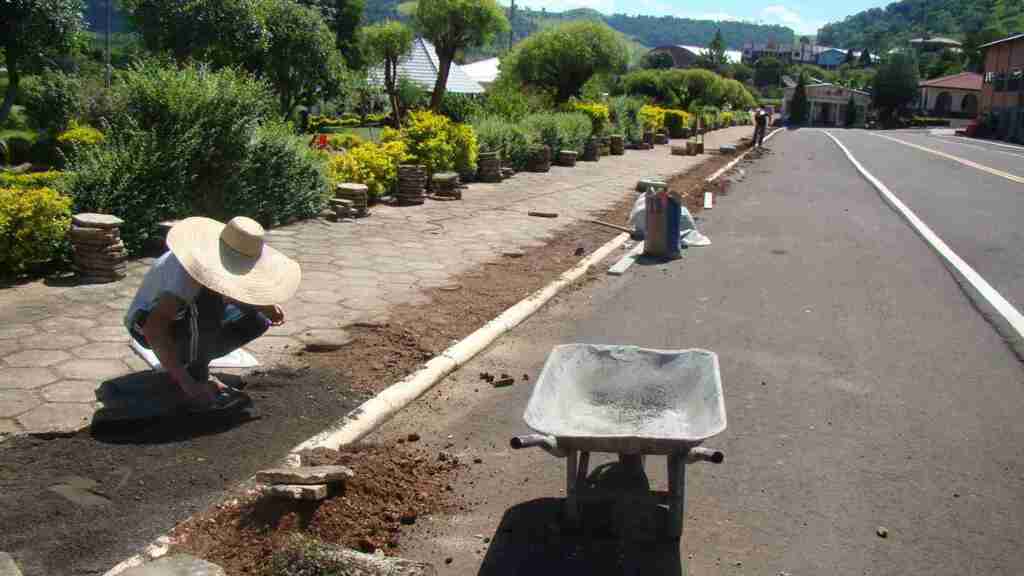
[261,304,285,326]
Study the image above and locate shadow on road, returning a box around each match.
[478,461,684,576]
[89,371,257,444]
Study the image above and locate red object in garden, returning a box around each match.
[961,120,980,137]
[310,134,329,150]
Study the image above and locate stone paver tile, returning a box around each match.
[295,254,335,264]
[122,353,150,373]
[295,290,346,305]
[265,320,310,337]
[86,325,131,343]
[245,335,301,355]
[300,315,344,329]
[61,289,110,304]
[36,316,97,333]
[71,342,133,360]
[3,349,72,368]
[0,340,23,358]
[42,380,99,403]
[296,329,353,347]
[0,390,42,417]
[104,297,135,311]
[54,359,129,381]
[20,333,89,350]
[17,402,94,433]
[0,368,58,390]
[300,271,342,283]
[0,324,36,340]
[0,418,20,435]
[340,297,389,312]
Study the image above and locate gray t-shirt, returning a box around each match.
[124,252,202,331]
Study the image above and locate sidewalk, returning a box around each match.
[0,127,751,437]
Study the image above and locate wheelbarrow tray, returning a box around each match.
[524,344,726,455]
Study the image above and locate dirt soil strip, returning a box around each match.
[159,150,748,576]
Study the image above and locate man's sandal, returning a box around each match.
[183,388,252,414]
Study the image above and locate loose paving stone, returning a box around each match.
[41,380,100,403]
[17,402,94,433]
[3,349,72,368]
[0,341,22,358]
[20,333,89,350]
[0,368,58,390]
[300,315,344,329]
[267,483,330,500]
[0,325,36,340]
[299,330,353,352]
[295,290,346,304]
[54,359,129,381]
[0,552,23,576]
[0,391,42,418]
[256,465,355,485]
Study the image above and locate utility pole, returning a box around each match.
[105,0,112,88]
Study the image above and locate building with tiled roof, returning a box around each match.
[919,72,982,117]
[369,38,485,95]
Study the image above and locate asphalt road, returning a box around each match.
[825,128,1024,316]
[388,129,1024,575]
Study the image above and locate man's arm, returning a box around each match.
[142,294,212,402]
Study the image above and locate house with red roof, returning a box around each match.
[918,72,982,118]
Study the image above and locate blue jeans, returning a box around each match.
[132,289,269,382]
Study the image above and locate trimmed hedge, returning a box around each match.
[0,186,72,275]
[326,140,408,198]
[523,112,592,155]
[471,114,534,170]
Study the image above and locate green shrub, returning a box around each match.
[572,102,609,136]
[523,112,591,155]
[480,83,554,122]
[639,105,666,132]
[393,110,478,176]
[471,114,535,170]
[5,136,35,165]
[440,92,483,124]
[229,121,332,227]
[326,139,408,198]
[309,115,362,132]
[0,186,72,275]
[326,132,365,151]
[0,171,69,190]
[450,122,479,174]
[610,96,644,143]
[396,77,428,114]
[57,123,105,164]
[22,71,83,134]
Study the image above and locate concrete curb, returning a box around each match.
[289,232,631,455]
[705,128,782,184]
[824,130,1024,360]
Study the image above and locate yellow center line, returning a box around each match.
[871,132,1024,185]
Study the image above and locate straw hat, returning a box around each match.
[167,216,301,305]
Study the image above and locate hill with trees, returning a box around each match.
[818,0,1024,53]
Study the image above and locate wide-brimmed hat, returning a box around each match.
[167,216,301,305]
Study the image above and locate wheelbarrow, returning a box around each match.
[510,344,726,541]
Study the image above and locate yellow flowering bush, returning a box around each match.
[326,140,408,198]
[663,109,693,138]
[639,105,666,132]
[451,123,478,174]
[387,110,478,176]
[572,102,610,135]
[325,132,365,151]
[0,186,72,274]
[0,171,68,190]
[57,123,105,147]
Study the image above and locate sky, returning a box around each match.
[505,0,892,35]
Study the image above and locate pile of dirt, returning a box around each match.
[170,443,461,574]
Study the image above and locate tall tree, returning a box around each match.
[298,0,367,69]
[505,20,628,102]
[642,51,675,70]
[789,73,810,125]
[415,0,509,111]
[362,20,414,127]
[845,49,857,65]
[0,0,85,125]
[754,56,784,87]
[699,28,728,72]
[872,52,920,123]
[260,0,348,118]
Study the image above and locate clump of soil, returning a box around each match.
[170,443,461,575]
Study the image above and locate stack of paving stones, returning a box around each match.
[256,465,355,501]
[527,145,551,172]
[397,165,427,205]
[671,144,688,156]
[70,213,127,283]
[598,137,611,157]
[431,172,461,199]
[582,137,601,162]
[477,151,502,182]
[654,131,669,145]
[500,166,515,179]
[335,183,369,217]
[330,197,354,219]
[609,134,625,156]
[557,150,578,167]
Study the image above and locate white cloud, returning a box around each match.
[760,5,824,34]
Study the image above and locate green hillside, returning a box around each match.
[818,0,1024,52]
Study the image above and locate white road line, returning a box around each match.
[931,135,1024,159]
[871,132,1024,184]
[824,130,1024,359]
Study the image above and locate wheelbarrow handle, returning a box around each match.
[510,434,567,458]
[687,446,724,464]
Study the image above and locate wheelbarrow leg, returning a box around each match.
[667,451,686,540]
[565,450,579,527]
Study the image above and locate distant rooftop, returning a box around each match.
[909,37,962,47]
[919,71,982,91]
[979,33,1024,49]
[368,38,484,95]
[676,45,743,65]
